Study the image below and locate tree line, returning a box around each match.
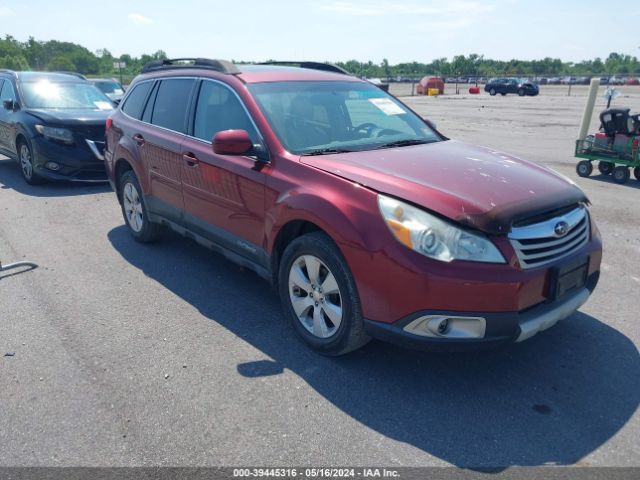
[1,35,638,81]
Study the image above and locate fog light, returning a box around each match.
[45,162,60,171]
[403,315,486,339]
[437,318,449,334]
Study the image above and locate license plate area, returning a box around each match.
[548,256,589,301]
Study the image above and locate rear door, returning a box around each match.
[180,79,267,260]
[138,78,196,219]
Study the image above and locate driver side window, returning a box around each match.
[0,80,16,103]
[193,80,258,143]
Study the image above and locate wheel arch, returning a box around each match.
[266,187,380,288]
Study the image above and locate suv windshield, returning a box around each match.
[20,80,114,110]
[248,81,441,154]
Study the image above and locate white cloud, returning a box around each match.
[128,13,153,25]
[0,6,13,16]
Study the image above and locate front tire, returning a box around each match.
[278,232,370,356]
[18,140,45,185]
[119,170,162,242]
[518,89,525,96]
[634,166,640,181]
[576,160,592,177]
[489,88,496,96]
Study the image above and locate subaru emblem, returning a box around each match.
[554,221,569,237]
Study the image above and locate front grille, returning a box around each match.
[509,206,589,269]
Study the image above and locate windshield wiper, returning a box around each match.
[302,148,354,156]
[374,139,433,149]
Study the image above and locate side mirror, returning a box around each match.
[213,129,253,156]
[3,99,15,111]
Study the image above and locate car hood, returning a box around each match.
[25,108,113,126]
[300,140,587,235]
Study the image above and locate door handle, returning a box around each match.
[183,152,200,167]
[133,134,145,146]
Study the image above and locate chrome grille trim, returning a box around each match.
[509,206,589,269]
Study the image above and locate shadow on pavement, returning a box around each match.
[108,225,640,468]
[0,158,110,197]
[583,171,640,190]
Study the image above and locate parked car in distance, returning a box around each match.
[624,77,640,86]
[90,78,126,103]
[105,58,601,355]
[485,78,539,96]
[0,70,114,184]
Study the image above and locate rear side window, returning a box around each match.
[121,82,152,120]
[151,79,195,133]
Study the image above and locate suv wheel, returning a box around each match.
[518,88,525,96]
[489,88,496,96]
[119,170,162,242]
[18,140,44,185]
[278,232,370,355]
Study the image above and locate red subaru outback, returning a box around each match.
[105,59,602,355]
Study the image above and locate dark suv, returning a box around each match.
[485,78,539,96]
[105,58,601,355]
[0,71,114,184]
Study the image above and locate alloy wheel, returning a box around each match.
[288,254,343,339]
[123,182,144,232]
[20,144,33,179]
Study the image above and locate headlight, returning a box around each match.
[35,125,74,144]
[377,194,505,263]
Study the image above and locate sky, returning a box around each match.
[0,0,638,64]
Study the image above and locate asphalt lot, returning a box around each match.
[0,85,639,468]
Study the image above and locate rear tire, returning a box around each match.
[278,232,370,356]
[634,167,640,181]
[119,169,162,243]
[518,89,525,96]
[489,88,496,96]
[576,160,592,177]
[612,166,630,184]
[597,161,614,175]
[17,140,45,185]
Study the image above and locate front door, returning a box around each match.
[0,80,18,155]
[181,79,267,261]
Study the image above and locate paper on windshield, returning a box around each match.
[94,101,113,110]
[369,98,404,115]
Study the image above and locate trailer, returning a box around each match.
[575,108,640,184]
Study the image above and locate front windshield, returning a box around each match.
[20,80,114,110]
[248,81,441,154]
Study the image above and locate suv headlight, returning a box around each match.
[378,194,505,263]
[35,125,74,144]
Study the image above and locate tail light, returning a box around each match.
[105,116,113,135]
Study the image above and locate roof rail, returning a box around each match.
[258,61,351,75]
[0,69,17,77]
[141,58,240,75]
